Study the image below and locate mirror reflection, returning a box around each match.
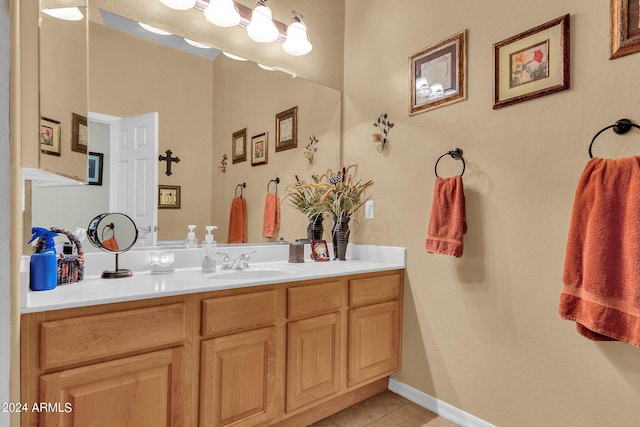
[32,1,342,248]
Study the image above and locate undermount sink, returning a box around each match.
[208,265,303,280]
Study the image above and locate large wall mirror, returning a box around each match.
[32,0,344,247]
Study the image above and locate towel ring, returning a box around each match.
[434,148,466,177]
[267,177,280,195]
[589,119,640,158]
[235,182,246,197]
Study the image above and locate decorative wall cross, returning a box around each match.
[159,149,180,176]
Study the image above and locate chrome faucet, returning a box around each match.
[217,250,256,270]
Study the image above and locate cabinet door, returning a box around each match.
[39,347,186,427]
[200,327,276,427]
[348,301,400,387]
[286,312,341,412]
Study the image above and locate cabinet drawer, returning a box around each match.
[349,273,401,307]
[201,290,277,337]
[287,281,342,319]
[40,303,187,371]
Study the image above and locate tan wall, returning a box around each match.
[210,56,341,243]
[344,1,640,425]
[89,24,214,240]
[39,10,87,181]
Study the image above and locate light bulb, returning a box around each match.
[158,0,196,10]
[257,63,276,71]
[184,38,212,49]
[204,0,241,27]
[246,2,279,43]
[222,51,248,61]
[283,15,312,56]
[41,7,84,21]
[138,22,172,35]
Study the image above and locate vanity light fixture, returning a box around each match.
[41,7,84,21]
[138,22,172,35]
[184,38,212,48]
[257,63,276,71]
[246,0,279,43]
[282,12,312,56]
[222,51,248,61]
[204,0,241,27]
[158,0,196,10]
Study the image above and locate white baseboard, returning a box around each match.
[388,378,495,427]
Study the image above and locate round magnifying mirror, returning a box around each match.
[87,213,139,278]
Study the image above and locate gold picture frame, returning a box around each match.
[71,113,88,154]
[40,117,61,156]
[611,0,640,59]
[275,106,298,152]
[251,132,268,166]
[232,128,247,164]
[493,14,570,109]
[158,185,181,209]
[409,30,467,115]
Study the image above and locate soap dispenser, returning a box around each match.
[202,226,218,273]
[185,225,198,248]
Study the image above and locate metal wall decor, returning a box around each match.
[372,113,394,152]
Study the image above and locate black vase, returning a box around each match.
[333,215,351,261]
[306,214,324,240]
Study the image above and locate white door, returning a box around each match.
[109,112,159,247]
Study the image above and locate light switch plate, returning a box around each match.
[365,200,374,219]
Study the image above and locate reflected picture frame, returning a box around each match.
[493,14,570,109]
[409,30,467,115]
[232,128,247,164]
[87,152,104,186]
[275,106,298,152]
[611,0,640,59]
[158,185,181,209]
[40,117,61,156]
[71,113,88,154]
[251,132,268,166]
[311,240,330,262]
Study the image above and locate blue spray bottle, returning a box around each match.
[29,227,59,291]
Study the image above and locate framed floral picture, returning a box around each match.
[611,0,640,59]
[40,117,61,156]
[409,30,467,115]
[275,106,298,152]
[251,132,268,166]
[232,128,247,164]
[493,14,570,109]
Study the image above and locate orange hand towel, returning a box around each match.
[560,156,640,346]
[262,193,281,238]
[425,175,467,257]
[228,196,247,243]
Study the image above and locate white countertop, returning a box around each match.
[21,244,406,313]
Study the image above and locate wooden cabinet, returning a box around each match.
[200,328,277,427]
[22,270,403,427]
[39,347,186,427]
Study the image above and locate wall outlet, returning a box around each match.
[365,200,374,219]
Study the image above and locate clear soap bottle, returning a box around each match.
[185,225,198,248]
[202,226,217,273]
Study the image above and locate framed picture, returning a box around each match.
[39,117,61,156]
[71,113,88,154]
[493,14,570,109]
[275,106,298,152]
[611,0,640,59]
[87,152,104,186]
[311,240,330,262]
[232,128,247,164]
[251,132,268,166]
[158,185,181,209]
[409,30,467,115]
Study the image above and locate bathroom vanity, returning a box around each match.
[20,245,405,427]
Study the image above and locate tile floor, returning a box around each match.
[309,390,459,427]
